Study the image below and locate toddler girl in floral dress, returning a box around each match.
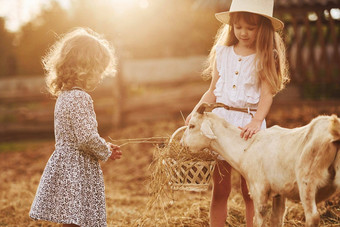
[29,27,122,227]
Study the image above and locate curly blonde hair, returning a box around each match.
[43,27,116,97]
[203,12,289,95]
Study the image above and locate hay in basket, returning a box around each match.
[136,126,220,226]
[147,126,218,206]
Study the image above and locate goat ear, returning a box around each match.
[197,103,209,114]
[329,115,340,142]
[201,119,217,139]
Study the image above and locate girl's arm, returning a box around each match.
[185,62,219,125]
[240,79,273,140]
[70,92,112,161]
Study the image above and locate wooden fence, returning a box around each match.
[115,56,304,126]
[117,56,209,125]
[0,56,209,141]
[276,5,340,87]
[0,76,119,141]
[0,54,339,142]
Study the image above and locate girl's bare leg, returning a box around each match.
[210,160,232,227]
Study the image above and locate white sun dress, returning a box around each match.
[212,45,266,145]
[29,89,112,227]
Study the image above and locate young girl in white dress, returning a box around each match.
[186,0,289,226]
[29,28,122,227]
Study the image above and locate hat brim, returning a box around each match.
[215,11,284,31]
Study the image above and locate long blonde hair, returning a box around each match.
[43,27,116,97]
[203,12,289,95]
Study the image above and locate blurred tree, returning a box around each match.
[115,0,220,58]
[15,1,70,75]
[68,0,116,34]
[0,17,16,77]
[13,0,220,75]
[15,0,118,76]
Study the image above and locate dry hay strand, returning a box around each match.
[224,193,247,227]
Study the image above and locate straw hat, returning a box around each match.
[215,0,284,31]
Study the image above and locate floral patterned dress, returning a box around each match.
[29,89,112,227]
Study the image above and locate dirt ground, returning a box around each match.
[0,103,340,227]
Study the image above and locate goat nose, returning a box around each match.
[180,139,189,150]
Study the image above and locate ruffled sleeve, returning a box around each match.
[69,91,112,161]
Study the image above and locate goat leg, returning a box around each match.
[270,194,286,227]
[251,185,270,227]
[298,179,320,227]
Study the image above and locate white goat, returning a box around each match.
[182,104,340,227]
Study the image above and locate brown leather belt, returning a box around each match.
[197,102,257,117]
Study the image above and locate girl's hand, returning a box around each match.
[108,143,122,160]
[239,118,262,140]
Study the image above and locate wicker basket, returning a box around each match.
[163,126,216,192]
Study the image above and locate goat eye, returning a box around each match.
[189,124,195,129]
